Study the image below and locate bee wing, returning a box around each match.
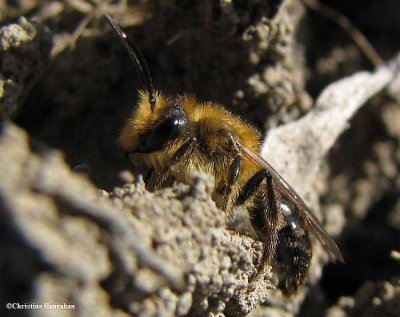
[237,142,344,263]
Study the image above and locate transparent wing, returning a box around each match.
[236,141,344,263]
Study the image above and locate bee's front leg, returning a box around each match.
[149,137,197,191]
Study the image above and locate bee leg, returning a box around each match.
[237,170,280,264]
[144,168,155,191]
[222,155,242,211]
[149,137,197,191]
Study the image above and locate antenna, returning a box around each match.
[104,14,157,111]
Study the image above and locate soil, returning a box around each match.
[0,1,399,317]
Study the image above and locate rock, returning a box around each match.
[0,17,51,119]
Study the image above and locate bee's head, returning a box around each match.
[119,92,191,156]
[105,15,192,157]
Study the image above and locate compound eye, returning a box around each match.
[145,116,187,152]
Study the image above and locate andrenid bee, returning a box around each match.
[105,14,343,295]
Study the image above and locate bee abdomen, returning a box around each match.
[275,225,312,294]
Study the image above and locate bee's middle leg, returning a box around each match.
[222,155,242,211]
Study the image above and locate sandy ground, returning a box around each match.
[1,1,399,316]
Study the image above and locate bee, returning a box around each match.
[105,14,344,295]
